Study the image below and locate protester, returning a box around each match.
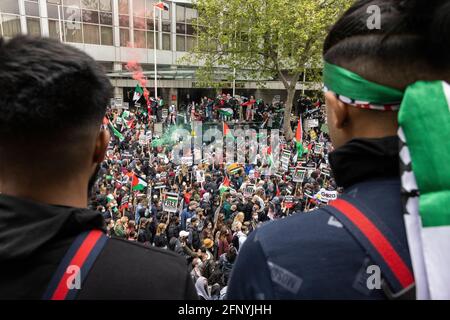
[228,0,450,300]
[0,36,197,300]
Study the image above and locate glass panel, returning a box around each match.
[81,0,98,10]
[162,33,170,50]
[99,11,112,25]
[162,21,170,32]
[186,24,195,35]
[119,14,129,27]
[48,19,62,39]
[176,23,185,34]
[63,0,80,7]
[162,2,170,20]
[25,1,40,17]
[100,25,113,45]
[176,5,185,22]
[134,16,145,29]
[185,7,196,23]
[186,36,195,51]
[26,17,41,36]
[63,7,81,22]
[120,28,129,46]
[146,31,158,49]
[1,14,21,37]
[64,21,83,42]
[134,30,145,48]
[133,0,144,16]
[146,18,158,31]
[47,4,60,19]
[82,10,99,23]
[99,0,111,11]
[145,0,155,17]
[83,23,99,44]
[176,35,185,52]
[0,0,20,15]
[118,0,128,14]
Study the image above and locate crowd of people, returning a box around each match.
[89,95,337,300]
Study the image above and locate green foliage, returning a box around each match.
[186,0,352,88]
[185,0,352,139]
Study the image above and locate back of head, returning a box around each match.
[323,0,450,88]
[0,36,112,177]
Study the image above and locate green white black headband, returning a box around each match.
[323,60,450,300]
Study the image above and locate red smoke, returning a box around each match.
[126,60,151,105]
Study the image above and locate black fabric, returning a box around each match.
[0,194,197,300]
[329,136,400,188]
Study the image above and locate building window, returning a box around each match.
[27,17,41,36]
[176,35,185,52]
[175,4,198,52]
[81,0,99,10]
[0,0,20,15]
[120,28,129,46]
[64,22,82,42]
[82,10,99,24]
[1,14,21,37]
[48,19,62,39]
[118,0,128,14]
[83,23,99,44]
[146,31,158,49]
[100,25,113,45]
[99,0,112,12]
[162,33,170,50]
[25,1,40,17]
[99,11,112,25]
[134,30,146,48]
[119,14,129,27]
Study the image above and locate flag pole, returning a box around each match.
[153,6,158,100]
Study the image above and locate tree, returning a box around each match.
[186,0,352,140]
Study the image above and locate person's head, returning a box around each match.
[0,36,112,204]
[156,223,166,235]
[323,0,450,149]
[234,212,245,223]
[191,217,199,228]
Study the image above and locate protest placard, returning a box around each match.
[293,169,306,183]
[163,192,179,213]
[244,184,255,197]
[196,170,205,183]
[315,188,338,203]
[284,195,294,209]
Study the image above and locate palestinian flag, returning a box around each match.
[132,174,148,191]
[154,2,169,10]
[107,119,125,142]
[219,108,233,117]
[399,81,450,299]
[267,146,274,168]
[219,176,231,194]
[223,122,234,140]
[293,117,305,162]
[133,84,144,101]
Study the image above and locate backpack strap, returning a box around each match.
[42,230,108,300]
[324,197,415,299]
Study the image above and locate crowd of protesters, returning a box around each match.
[89,95,337,300]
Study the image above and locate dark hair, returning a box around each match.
[0,36,112,140]
[324,0,450,85]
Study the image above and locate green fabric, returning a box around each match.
[398,81,450,228]
[323,62,404,104]
[109,123,124,142]
[324,61,450,228]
